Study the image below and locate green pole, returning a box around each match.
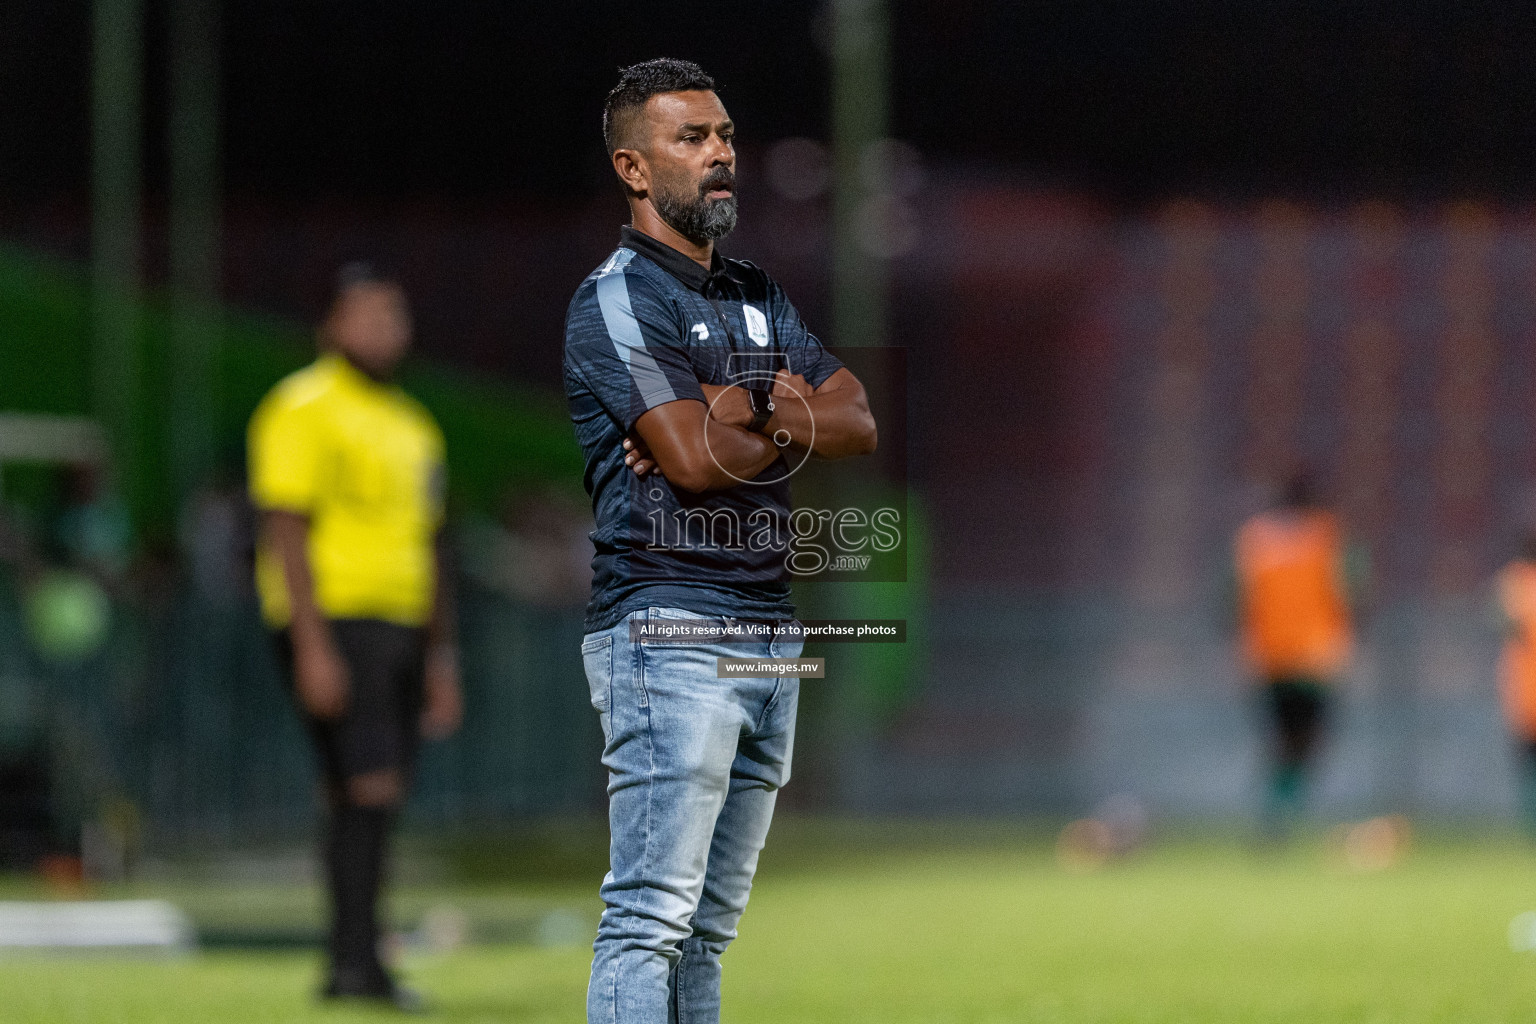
[168,0,223,506]
[91,0,145,516]
[830,0,890,352]
[827,0,895,805]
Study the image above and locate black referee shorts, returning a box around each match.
[273,619,427,786]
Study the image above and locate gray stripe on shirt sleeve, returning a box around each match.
[596,259,678,408]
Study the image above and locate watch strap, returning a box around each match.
[747,387,775,433]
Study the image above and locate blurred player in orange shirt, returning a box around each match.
[1233,472,1366,837]
[1495,534,1536,835]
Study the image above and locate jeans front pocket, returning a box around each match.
[581,633,613,712]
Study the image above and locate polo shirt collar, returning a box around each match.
[620,225,735,294]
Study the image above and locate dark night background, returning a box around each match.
[6,2,1536,205]
[6,0,1536,388]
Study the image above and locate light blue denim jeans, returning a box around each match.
[581,605,802,1024]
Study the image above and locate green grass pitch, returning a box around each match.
[3,825,1536,1022]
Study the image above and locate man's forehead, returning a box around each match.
[645,90,730,127]
[340,282,406,308]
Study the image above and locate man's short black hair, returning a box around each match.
[324,261,403,318]
[332,260,398,298]
[603,58,716,154]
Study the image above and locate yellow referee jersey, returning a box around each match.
[248,353,446,628]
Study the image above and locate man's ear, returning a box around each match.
[612,148,649,196]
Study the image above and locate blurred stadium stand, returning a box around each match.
[871,191,1524,820]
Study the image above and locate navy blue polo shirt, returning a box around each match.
[564,227,843,633]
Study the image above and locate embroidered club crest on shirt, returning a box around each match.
[742,304,770,347]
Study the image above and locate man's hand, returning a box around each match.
[295,634,349,720]
[623,435,662,478]
[700,373,811,423]
[772,369,810,399]
[761,367,877,460]
[420,644,463,740]
[700,374,808,431]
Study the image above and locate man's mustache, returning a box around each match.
[699,169,736,196]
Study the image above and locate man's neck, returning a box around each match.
[628,202,712,269]
[332,350,394,385]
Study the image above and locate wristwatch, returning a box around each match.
[746,387,775,433]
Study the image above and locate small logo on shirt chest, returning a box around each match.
[742,305,770,347]
[691,323,710,340]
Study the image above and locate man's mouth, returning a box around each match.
[702,176,735,200]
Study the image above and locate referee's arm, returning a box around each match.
[420,528,463,740]
[265,509,350,720]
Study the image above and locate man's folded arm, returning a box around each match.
[700,367,877,461]
[631,398,781,493]
[769,367,877,460]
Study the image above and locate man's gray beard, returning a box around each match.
[653,185,738,244]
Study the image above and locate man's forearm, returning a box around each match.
[692,421,780,490]
[632,398,781,493]
[765,390,877,460]
[700,371,877,463]
[427,530,457,652]
[264,510,332,648]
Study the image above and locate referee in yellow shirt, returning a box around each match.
[248,263,461,1009]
